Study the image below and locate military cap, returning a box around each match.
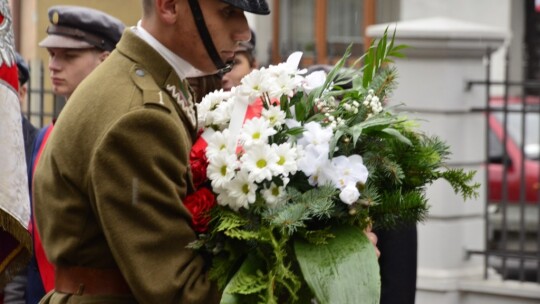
[222,0,270,15]
[39,5,125,52]
[15,52,29,86]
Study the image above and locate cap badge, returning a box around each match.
[52,11,59,25]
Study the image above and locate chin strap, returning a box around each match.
[188,0,232,75]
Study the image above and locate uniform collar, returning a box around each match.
[132,21,207,79]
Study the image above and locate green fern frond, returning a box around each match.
[210,254,242,289]
[226,270,267,295]
[213,209,250,232]
[225,228,266,241]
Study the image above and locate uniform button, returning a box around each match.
[135,69,145,77]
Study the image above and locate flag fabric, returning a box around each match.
[536,0,540,12]
[0,0,32,290]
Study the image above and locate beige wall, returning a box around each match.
[34,0,141,62]
[13,0,140,60]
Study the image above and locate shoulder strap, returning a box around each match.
[129,65,173,113]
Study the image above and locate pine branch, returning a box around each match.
[370,191,430,229]
[438,169,480,200]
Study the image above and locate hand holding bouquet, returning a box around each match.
[187,29,479,304]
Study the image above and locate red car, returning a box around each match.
[487,96,539,281]
[488,96,540,204]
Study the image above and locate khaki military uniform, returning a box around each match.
[33,30,220,304]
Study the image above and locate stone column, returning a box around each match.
[367,17,507,304]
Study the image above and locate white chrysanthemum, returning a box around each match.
[227,170,257,210]
[270,71,298,98]
[268,61,307,79]
[238,68,274,102]
[239,117,277,147]
[207,152,238,189]
[324,155,369,189]
[197,89,232,127]
[206,129,231,159]
[339,183,360,205]
[262,105,286,128]
[215,187,242,211]
[211,97,235,129]
[240,143,280,183]
[262,182,287,208]
[271,143,298,176]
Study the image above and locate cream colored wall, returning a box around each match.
[13,0,140,60]
[35,0,141,64]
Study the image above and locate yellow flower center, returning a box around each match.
[257,159,267,168]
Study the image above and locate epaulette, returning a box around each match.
[129,65,171,113]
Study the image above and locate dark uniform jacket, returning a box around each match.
[33,29,220,304]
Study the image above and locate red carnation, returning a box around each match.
[190,138,209,188]
[183,187,216,233]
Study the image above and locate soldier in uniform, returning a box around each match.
[33,0,269,303]
[24,6,125,304]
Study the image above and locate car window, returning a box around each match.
[493,111,540,160]
[488,130,505,164]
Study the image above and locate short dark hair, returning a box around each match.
[15,52,29,86]
[237,50,256,68]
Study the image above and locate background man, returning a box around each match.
[25,6,124,303]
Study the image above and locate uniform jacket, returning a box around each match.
[33,30,220,304]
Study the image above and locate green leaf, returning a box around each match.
[381,127,412,146]
[294,225,381,304]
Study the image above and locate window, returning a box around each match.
[327,0,363,60]
[279,0,315,59]
[272,0,398,65]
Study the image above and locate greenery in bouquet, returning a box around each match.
[185,29,480,304]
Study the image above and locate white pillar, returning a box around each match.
[367,17,507,304]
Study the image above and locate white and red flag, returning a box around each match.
[0,0,31,290]
[536,0,540,12]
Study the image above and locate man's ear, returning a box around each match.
[155,0,179,24]
[99,51,111,63]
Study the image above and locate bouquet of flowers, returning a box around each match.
[186,30,479,304]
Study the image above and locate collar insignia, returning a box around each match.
[166,84,196,128]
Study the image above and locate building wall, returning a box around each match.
[400,0,519,95]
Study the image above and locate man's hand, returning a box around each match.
[365,225,380,258]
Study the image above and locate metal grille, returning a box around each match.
[467,48,540,283]
[22,60,63,128]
